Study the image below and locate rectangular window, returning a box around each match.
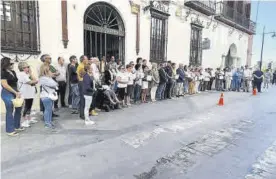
[189,24,202,67]
[150,14,168,63]
[1,1,40,54]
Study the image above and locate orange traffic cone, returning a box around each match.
[218,93,224,106]
[252,88,257,96]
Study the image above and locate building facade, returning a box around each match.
[0,0,255,112]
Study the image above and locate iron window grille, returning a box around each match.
[83,2,125,63]
[150,14,168,63]
[189,24,202,67]
[1,1,40,54]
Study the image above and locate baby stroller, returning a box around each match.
[95,85,120,112]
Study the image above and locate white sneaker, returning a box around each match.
[89,120,95,125]
[29,117,38,124]
[85,119,95,125]
[21,120,30,128]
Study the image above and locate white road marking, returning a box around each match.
[164,120,203,133]
[122,119,205,148]
[121,128,167,148]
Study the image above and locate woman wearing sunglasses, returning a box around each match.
[1,57,23,136]
[17,62,38,127]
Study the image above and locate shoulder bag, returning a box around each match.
[42,85,58,101]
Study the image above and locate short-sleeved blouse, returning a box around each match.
[1,70,18,91]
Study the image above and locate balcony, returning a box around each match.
[184,0,216,16]
[215,1,256,35]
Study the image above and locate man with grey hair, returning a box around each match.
[41,54,51,63]
[37,54,50,75]
[38,54,60,77]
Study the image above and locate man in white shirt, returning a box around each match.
[55,57,67,108]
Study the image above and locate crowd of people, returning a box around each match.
[1,55,276,136]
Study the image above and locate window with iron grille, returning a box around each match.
[1,1,40,54]
[150,14,168,63]
[189,24,202,67]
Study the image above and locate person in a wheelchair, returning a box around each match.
[95,84,121,112]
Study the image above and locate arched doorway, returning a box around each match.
[84,2,125,63]
[225,43,237,68]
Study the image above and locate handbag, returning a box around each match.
[12,97,24,108]
[42,86,58,101]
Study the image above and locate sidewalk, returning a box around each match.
[0,91,213,125]
[1,90,252,140]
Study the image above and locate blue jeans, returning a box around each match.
[68,82,72,105]
[133,84,141,103]
[114,81,118,91]
[156,83,166,100]
[70,83,80,110]
[41,97,53,127]
[232,78,241,91]
[1,88,22,133]
[183,80,189,93]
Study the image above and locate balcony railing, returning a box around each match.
[215,1,256,34]
[184,0,216,16]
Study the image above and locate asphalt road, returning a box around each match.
[1,86,276,179]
